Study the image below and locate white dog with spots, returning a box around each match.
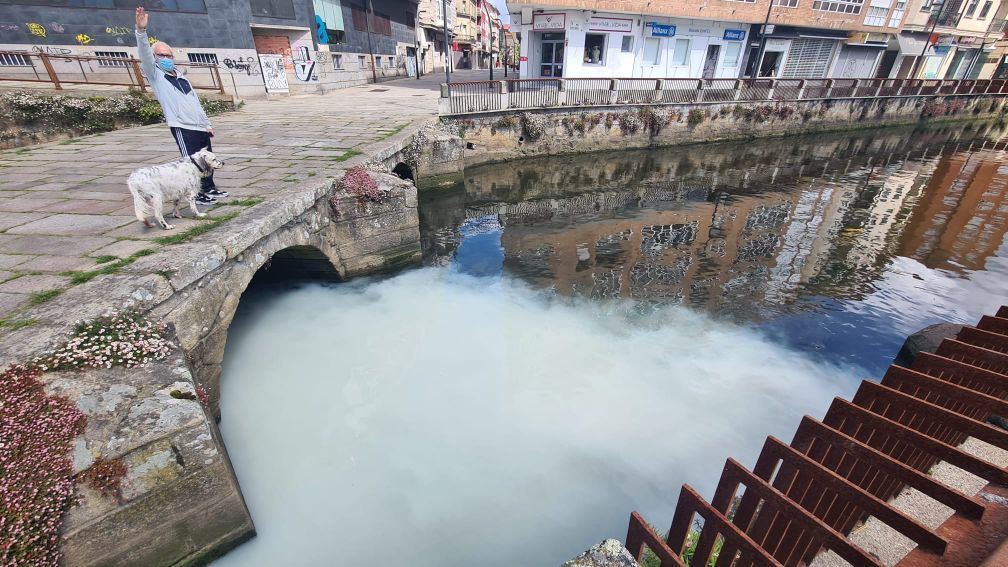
[128,148,223,230]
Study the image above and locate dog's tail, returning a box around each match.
[127,176,155,223]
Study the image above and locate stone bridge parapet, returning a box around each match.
[0,169,421,566]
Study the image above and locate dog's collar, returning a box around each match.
[190,156,206,173]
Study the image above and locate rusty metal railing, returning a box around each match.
[626,306,1008,566]
[439,77,1008,116]
[0,50,225,94]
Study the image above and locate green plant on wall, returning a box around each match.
[687,109,705,128]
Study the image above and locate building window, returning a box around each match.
[0,52,31,66]
[964,0,980,16]
[812,0,864,13]
[672,38,690,66]
[249,0,296,19]
[187,52,218,65]
[621,36,634,53]
[332,53,343,69]
[584,33,606,65]
[94,51,130,67]
[643,37,661,65]
[979,0,993,17]
[359,55,366,68]
[726,0,756,3]
[723,42,742,66]
[864,6,888,25]
[888,1,906,25]
[773,0,800,6]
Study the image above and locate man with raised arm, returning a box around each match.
[135,6,227,205]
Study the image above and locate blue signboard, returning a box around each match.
[723,29,745,41]
[934,45,951,55]
[647,22,676,37]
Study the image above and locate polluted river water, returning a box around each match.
[214,121,1008,566]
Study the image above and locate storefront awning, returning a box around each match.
[894,33,935,57]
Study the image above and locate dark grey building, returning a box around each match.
[0,0,419,95]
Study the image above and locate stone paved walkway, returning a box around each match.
[0,70,491,321]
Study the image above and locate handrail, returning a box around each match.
[439,76,1008,116]
[0,50,226,95]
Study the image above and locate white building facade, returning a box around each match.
[516,10,750,79]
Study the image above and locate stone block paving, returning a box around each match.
[0,70,494,321]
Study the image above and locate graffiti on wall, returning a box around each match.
[32,45,73,56]
[292,45,317,82]
[105,26,132,36]
[26,23,46,38]
[75,33,93,45]
[0,24,20,32]
[49,23,65,33]
[260,53,289,93]
[223,56,261,76]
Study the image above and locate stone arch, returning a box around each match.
[392,162,414,181]
[248,245,343,286]
[167,218,347,420]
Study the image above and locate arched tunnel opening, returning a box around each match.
[247,245,342,288]
[392,162,414,181]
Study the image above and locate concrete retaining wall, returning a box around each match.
[441,95,1007,168]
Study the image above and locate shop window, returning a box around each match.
[621,36,634,53]
[672,38,690,66]
[643,38,661,65]
[584,34,606,65]
[979,0,993,18]
[723,42,742,67]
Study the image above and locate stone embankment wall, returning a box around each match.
[0,171,420,566]
[440,95,1007,168]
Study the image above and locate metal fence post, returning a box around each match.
[824,79,834,99]
[797,79,806,101]
[874,79,883,98]
[767,79,776,102]
[499,79,509,110]
[212,65,225,95]
[130,57,147,91]
[556,79,567,107]
[696,79,706,103]
[38,52,61,90]
[608,79,619,105]
[654,78,663,103]
[733,79,742,101]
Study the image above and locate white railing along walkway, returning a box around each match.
[438,77,1008,116]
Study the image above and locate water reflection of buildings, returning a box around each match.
[421,123,1008,317]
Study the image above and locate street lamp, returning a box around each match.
[754,0,774,77]
[481,0,493,80]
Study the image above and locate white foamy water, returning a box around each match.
[214,268,861,567]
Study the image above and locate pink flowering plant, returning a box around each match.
[79,457,127,500]
[36,311,172,371]
[0,364,87,566]
[340,166,387,203]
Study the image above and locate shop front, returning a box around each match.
[832,32,888,78]
[743,25,844,78]
[637,18,748,79]
[517,10,747,79]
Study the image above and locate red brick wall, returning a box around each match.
[253,35,293,71]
